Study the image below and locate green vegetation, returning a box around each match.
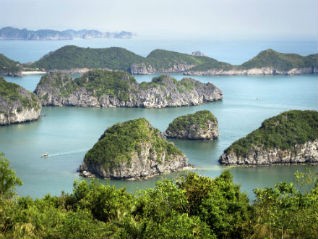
[241,49,318,71]
[33,45,145,71]
[1,153,317,238]
[75,70,137,100]
[0,77,40,111]
[167,110,218,133]
[0,53,21,75]
[145,49,232,71]
[225,110,318,156]
[32,46,318,73]
[84,118,183,170]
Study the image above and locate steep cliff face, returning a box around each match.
[0,77,41,125]
[130,62,194,74]
[165,110,219,140]
[34,70,222,108]
[79,118,188,179]
[219,110,318,165]
[220,140,318,165]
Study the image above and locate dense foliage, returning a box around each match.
[145,49,232,71]
[241,49,318,71]
[84,118,183,170]
[0,77,40,112]
[33,45,145,71]
[0,53,21,75]
[166,110,217,133]
[225,110,318,156]
[1,152,317,238]
[32,46,318,73]
[74,70,137,100]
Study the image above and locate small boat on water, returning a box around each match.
[41,153,48,158]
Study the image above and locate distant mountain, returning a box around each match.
[0,53,21,76]
[33,46,317,75]
[0,27,133,40]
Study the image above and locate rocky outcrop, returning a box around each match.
[165,110,219,140]
[34,70,222,108]
[0,77,41,125]
[219,140,318,165]
[130,63,195,74]
[184,67,318,76]
[219,110,318,165]
[79,118,188,179]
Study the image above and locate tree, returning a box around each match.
[0,152,22,198]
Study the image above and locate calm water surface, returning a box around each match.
[1,74,317,198]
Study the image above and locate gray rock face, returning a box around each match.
[34,72,222,108]
[184,67,318,76]
[130,63,194,75]
[80,142,188,179]
[219,140,318,165]
[166,122,219,140]
[0,78,42,125]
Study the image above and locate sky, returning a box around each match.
[1,0,318,40]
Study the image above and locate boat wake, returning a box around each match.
[41,148,89,158]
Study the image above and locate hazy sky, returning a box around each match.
[2,0,317,40]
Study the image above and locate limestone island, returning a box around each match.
[0,77,42,125]
[165,110,219,140]
[219,110,318,165]
[34,70,222,108]
[79,118,189,180]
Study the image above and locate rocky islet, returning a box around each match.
[79,118,189,180]
[219,110,318,165]
[0,77,42,125]
[34,70,223,108]
[165,110,219,140]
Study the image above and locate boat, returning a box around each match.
[41,153,48,158]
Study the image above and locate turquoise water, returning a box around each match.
[1,74,317,198]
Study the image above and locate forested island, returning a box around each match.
[80,118,188,179]
[0,27,133,40]
[1,46,317,76]
[165,110,219,140]
[0,77,41,125]
[34,70,222,108]
[220,110,318,165]
[32,45,318,75]
[1,152,317,238]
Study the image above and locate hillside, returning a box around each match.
[241,49,318,71]
[0,53,21,76]
[220,110,318,165]
[31,46,318,75]
[33,45,145,71]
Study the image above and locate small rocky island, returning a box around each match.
[34,70,222,108]
[79,118,188,179]
[0,77,41,125]
[219,110,318,165]
[165,110,219,140]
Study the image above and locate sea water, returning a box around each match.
[1,73,317,198]
[1,39,318,198]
